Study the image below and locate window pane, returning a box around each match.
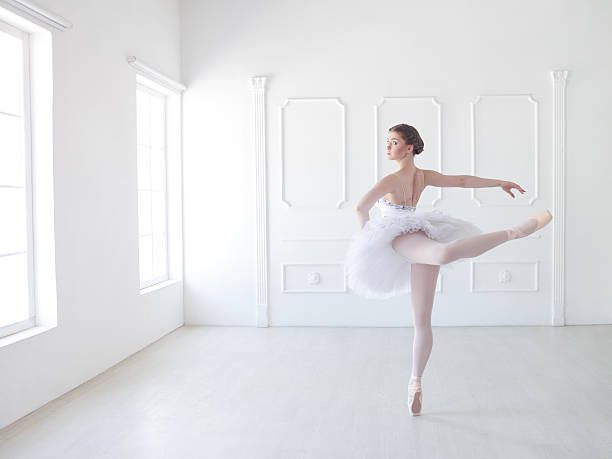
[139,235,153,283]
[150,147,165,191]
[137,145,151,190]
[150,94,165,149]
[0,253,29,327]
[137,190,152,236]
[136,88,150,145]
[0,114,25,186]
[152,234,167,278]
[151,191,166,234]
[0,187,27,254]
[0,30,23,115]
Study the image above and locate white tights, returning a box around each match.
[394,216,539,380]
[409,263,440,380]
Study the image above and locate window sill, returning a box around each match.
[0,324,56,350]
[139,278,182,296]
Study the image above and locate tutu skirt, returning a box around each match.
[345,208,483,299]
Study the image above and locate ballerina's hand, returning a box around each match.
[500,181,526,198]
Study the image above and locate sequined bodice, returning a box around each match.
[375,198,417,217]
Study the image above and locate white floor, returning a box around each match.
[0,325,611,459]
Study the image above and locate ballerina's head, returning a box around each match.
[386,124,424,165]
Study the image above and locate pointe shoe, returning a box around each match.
[528,209,553,231]
[507,210,553,239]
[407,379,423,416]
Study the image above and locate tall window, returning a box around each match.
[0,21,35,339]
[136,83,169,289]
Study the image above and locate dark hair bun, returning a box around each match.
[389,124,424,155]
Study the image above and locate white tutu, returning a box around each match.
[345,198,484,299]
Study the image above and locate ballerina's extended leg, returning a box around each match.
[391,210,552,265]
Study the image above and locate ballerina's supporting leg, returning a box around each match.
[410,263,440,379]
[407,263,440,415]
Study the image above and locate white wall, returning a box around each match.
[181,0,612,325]
[0,0,183,430]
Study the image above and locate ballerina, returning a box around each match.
[344,123,552,416]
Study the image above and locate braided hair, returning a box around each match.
[389,124,424,156]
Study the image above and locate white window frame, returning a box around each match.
[0,19,36,339]
[127,57,185,296]
[0,5,58,348]
[136,82,170,289]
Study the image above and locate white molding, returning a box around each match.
[126,56,186,94]
[21,25,36,328]
[279,97,347,209]
[0,324,55,350]
[250,76,269,327]
[0,0,72,31]
[470,94,539,207]
[374,96,442,206]
[281,262,347,293]
[280,237,351,242]
[280,253,443,293]
[139,279,181,296]
[551,70,568,326]
[469,260,539,292]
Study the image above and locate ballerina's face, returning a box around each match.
[386,131,412,160]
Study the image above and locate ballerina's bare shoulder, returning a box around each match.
[383,168,426,207]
